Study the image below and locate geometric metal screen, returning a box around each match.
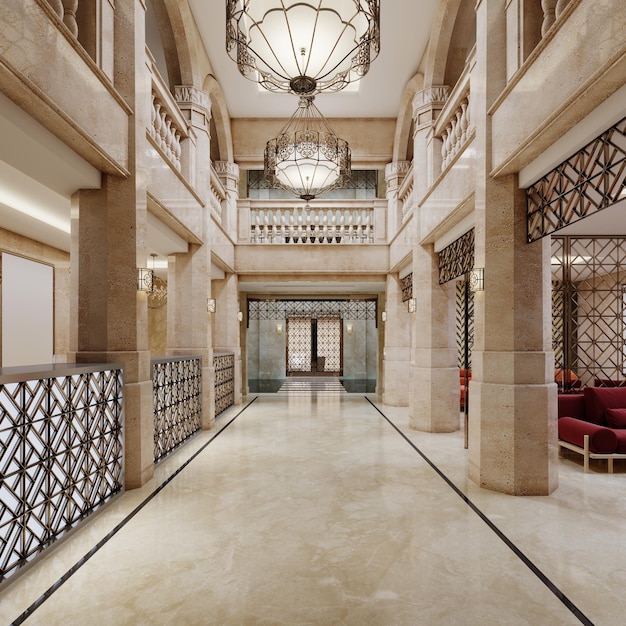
[456,280,475,369]
[214,353,235,417]
[552,236,626,389]
[0,366,123,583]
[317,316,342,373]
[528,117,626,242]
[287,317,312,373]
[152,356,202,462]
[438,229,475,284]
[400,273,413,302]
[248,299,377,321]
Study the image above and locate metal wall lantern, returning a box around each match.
[469,268,484,292]
[407,298,416,314]
[264,95,351,201]
[226,0,381,96]
[137,268,154,292]
[207,298,217,313]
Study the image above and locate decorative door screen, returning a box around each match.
[317,316,341,372]
[287,316,312,373]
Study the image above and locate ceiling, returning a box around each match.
[188,0,438,119]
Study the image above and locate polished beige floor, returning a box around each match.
[1,390,625,625]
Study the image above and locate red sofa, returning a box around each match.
[558,386,626,473]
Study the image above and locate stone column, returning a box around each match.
[385,161,410,237]
[469,0,557,495]
[72,0,153,489]
[382,274,411,406]
[409,244,459,432]
[412,86,450,198]
[213,272,243,405]
[168,246,215,428]
[168,84,216,428]
[215,161,240,239]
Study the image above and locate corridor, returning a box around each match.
[1,391,624,625]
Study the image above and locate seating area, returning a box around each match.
[558,386,626,473]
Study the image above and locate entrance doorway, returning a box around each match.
[286,315,343,376]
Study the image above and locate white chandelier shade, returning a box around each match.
[264,96,351,201]
[226,0,380,95]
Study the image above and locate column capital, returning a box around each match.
[214,161,240,193]
[174,85,211,113]
[385,160,411,182]
[413,85,450,127]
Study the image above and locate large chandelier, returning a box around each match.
[226,0,381,95]
[264,96,351,201]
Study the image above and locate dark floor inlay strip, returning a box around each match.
[365,397,594,626]
[10,397,258,626]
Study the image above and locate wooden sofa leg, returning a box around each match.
[584,435,590,473]
[608,458,614,473]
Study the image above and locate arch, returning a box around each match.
[392,73,424,163]
[422,0,471,89]
[203,75,234,163]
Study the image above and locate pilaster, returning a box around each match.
[408,244,459,432]
[382,274,411,406]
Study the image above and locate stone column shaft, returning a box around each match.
[469,0,557,495]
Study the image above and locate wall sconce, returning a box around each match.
[381,311,387,322]
[137,268,153,292]
[346,323,353,334]
[469,268,484,292]
[276,323,283,333]
[207,298,216,313]
[238,311,244,322]
[407,298,416,313]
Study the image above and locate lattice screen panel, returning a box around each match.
[249,299,377,321]
[455,281,475,369]
[552,237,626,389]
[153,357,202,462]
[287,317,312,373]
[0,368,123,583]
[528,117,626,241]
[400,274,413,302]
[438,229,475,284]
[318,316,342,373]
[214,354,235,416]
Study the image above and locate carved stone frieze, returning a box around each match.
[385,161,411,181]
[174,85,211,112]
[413,86,450,114]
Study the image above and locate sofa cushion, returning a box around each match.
[583,387,626,425]
[558,417,618,454]
[606,408,626,429]
[614,430,626,454]
[557,394,585,420]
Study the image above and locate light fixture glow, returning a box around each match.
[276,323,283,333]
[238,311,244,322]
[346,323,353,334]
[0,188,71,233]
[226,0,380,96]
[407,298,416,314]
[469,268,484,292]
[207,298,216,313]
[264,96,351,201]
[381,311,387,322]
[137,268,154,292]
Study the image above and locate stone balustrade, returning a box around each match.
[397,162,415,222]
[542,0,573,36]
[209,165,226,223]
[249,204,375,244]
[148,54,188,173]
[44,0,79,37]
[435,51,474,173]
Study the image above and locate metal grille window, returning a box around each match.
[214,354,235,416]
[247,169,378,199]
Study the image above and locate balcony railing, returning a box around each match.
[248,202,375,244]
[214,353,235,416]
[152,356,202,463]
[209,165,227,225]
[434,52,474,173]
[0,363,123,584]
[44,0,79,37]
[397,162,415,223]
[147,51,189,174]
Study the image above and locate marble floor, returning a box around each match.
[1,391,625,625]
